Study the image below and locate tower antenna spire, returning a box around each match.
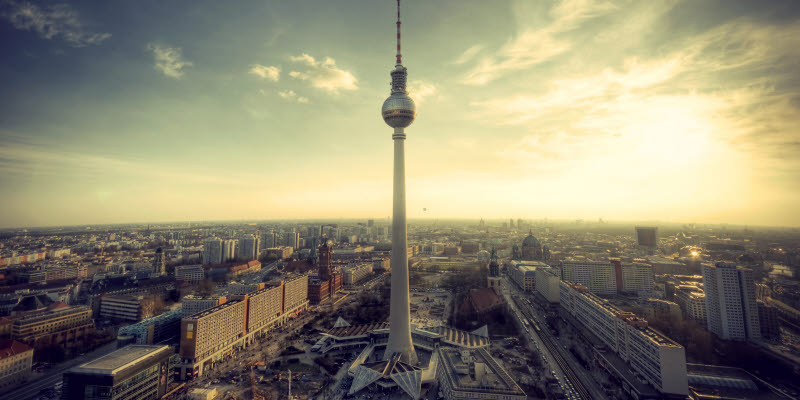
[396,0,402,65]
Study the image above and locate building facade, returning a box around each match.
[560,282,688,396]
[561,260,616,296]
[0,340,33,388]
[62,345,176,400]
[702,262,760,341]
[535,267,561,303]
[343,263,373,286]
[202,238,223,266]
[11,305,93,356]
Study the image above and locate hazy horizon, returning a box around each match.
[2,0,799,228]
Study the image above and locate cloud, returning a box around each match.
[408,81,437,103]
[1,0,110,47]
[460,0,617,85]
[277,90,309,104]
[288,53,357,92]
[249,64,280,81]
[147,43,192,79]
[453,45,484,65]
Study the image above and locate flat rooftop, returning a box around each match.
[70,345,170,376]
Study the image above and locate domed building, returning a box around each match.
[521,231,544,261]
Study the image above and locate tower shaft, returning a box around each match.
[384,127,417,364]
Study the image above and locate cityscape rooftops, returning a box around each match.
[0,339,32,360]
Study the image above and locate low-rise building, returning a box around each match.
[11,305,93,355]
[343,263,373,286]
[62,345,176,400]
[99,295,149,322]
[437,347,526,400]
[117,309,183,345]
[0,340,33,388]
[175,265,205,283]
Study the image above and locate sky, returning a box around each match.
[1,0,799,228]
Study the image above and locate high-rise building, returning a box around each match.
[381,0,417,364]
[621,262,654,296]
[368,219,375,227]
[238,234,259,261]
[702,262,760,341]
[285,231,299,249]
[635,226,658,247]
[560,259,617,295]
[222,239,237,262]
[202,237,223,265]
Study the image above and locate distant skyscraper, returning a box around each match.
[203,237,223,265]
[286,231,300,249]
[509,218,515,229]
[381,0,417,364]
[268,230,278,248]
[702,262,761,341]
[153,247,165,275]
[635,226,658,247]
[368,219,375,227]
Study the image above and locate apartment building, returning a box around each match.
[535,266,560,303]
[99,295,149,322]
[560,282,688,396]
[181,295,227,317]
[702,262,760,341]
[342,263,373,286]
[674,288,706,325]
[11,305,93,355]
[175,265,205,283]
[178,275,309,380]
[0,340,33,388]
[246,285,284,333]
[621,262,654,296]
[561,260,616,296]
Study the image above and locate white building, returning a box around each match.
[342,263,373,285]
[560,282,688,396]
[222,239,237,262]
[202,238,223,265]
[238,235,259,261]
[702,262,760,341]
[181,295,227,316]
[175,265,205,283]
[621,262,654,296]
[561,260,616,296]
[535,267,560,303]
[675,288,706,324]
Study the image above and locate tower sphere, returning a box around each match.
[382,92,416,128]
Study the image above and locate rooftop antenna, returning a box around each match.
[396,0,402,66]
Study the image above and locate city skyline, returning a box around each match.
[2,0,800,228]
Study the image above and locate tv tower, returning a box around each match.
[382,0,417,364]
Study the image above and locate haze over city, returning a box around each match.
[2,0,800,228]
[1,2,800,400]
